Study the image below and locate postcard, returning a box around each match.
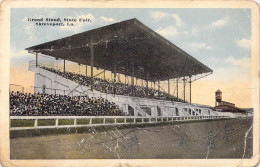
[0,0,259,166]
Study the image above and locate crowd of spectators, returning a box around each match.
[10,91,124,116]
[41,66,186,102]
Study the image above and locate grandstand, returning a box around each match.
[13,18,228,120]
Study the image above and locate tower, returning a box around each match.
[215,89,222,106]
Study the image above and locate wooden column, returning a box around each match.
[63,59,66,73]
[36,52,38,67]
[86,65,88,76]
[113,65,117,95]
[131,65,135,86]
[183,77,186,102]
[177,78,179,99]
[114,65,117,83]
[168,79,170,94]
[158,81,160,96]
[190,77,192,104]
[90,37,94,92]
[146,73,149,91]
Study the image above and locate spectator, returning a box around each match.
[41,66,186,102]
[10,91,124,116]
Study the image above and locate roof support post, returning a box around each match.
[176,78,179,99]
[63,59,66,73]
[168,79,170,94]
[183,77,186,102]
[104,70,105,79]
[113,64,117,95]
[86,65,88,76]
[36,52,38,67]
[131,65,135,86]
[158,81,160,96]
[190,76,191,104]
[114,64,117,83]
[146,72,149,95]
[90,38,94,92]
[117,73,121,83]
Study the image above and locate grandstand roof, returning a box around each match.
[25,18,213,81]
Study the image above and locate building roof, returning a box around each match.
[25,18,213,81]
[216,89,222,93]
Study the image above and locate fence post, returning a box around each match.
[89,118,92,124]
[115,118,117,124]
[55,119,59,126]
[74,119,77,125]
[34,119,38,128]
[124,118,127,123]
[103,118,106,124]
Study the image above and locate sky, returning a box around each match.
[10,8,253,108]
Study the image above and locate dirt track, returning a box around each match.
[10,118,253,159]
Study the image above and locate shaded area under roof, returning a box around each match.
[25,18,213,81]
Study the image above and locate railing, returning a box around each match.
[29,60,36,68]
[10,115,228,131]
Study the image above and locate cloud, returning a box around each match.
[180,42,213,53]
[208,66,251,81]
[48,11,57,18]
[224,55,251,68]
[100,16,117,22]
[191,28,199,36]
[236,39,251,49]
[156,26,188,38]
[24,23,37,44]
[170,13,183,27]
[10,48,29,59]
[151,11,168,19]
[80,13,95,21]
[151,11,184,27]
[208,17,228,29]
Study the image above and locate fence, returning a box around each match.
[10,115,228,131]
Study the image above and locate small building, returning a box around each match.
[214,90,245,113]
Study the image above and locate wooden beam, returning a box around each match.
[190,77,192,104]
[183,77,185,102]
[168,79,170,94]
[36,53,38,67]
[90,37,94,92]
[63,59,65,73]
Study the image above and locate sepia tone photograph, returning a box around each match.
[0,0,259,166]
